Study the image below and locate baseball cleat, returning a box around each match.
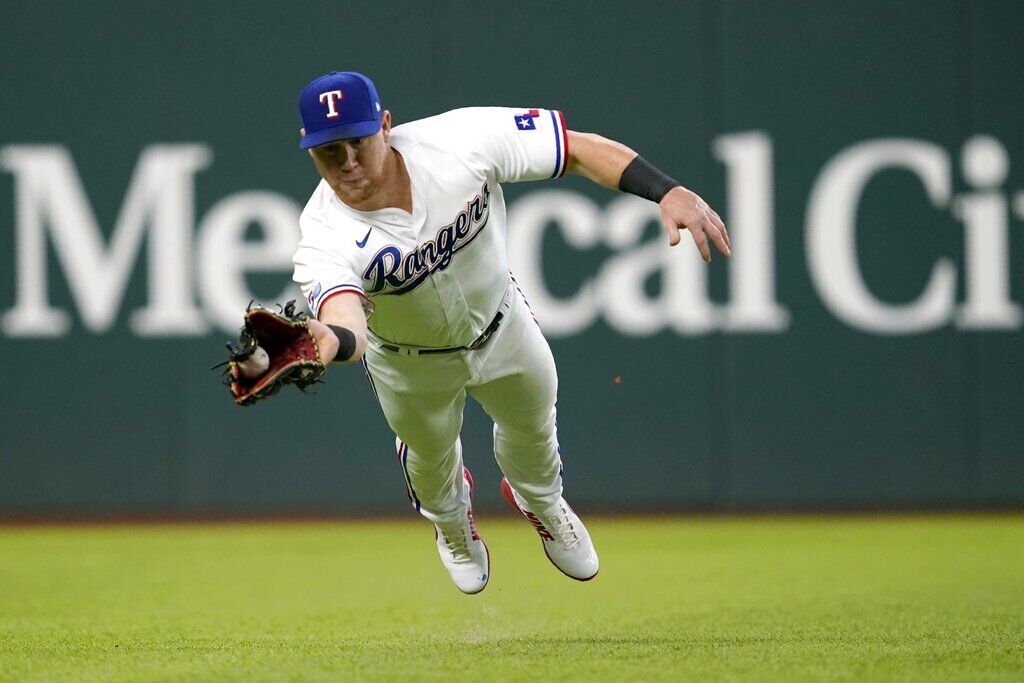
[434,467,490,594]
[500,477,599,581]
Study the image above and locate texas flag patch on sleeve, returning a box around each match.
[514,109,539,130]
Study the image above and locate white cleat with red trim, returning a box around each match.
[500,477,599,581]
[435,467,490,595]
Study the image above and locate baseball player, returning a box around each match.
[290,71,729,594]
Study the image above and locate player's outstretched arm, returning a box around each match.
[565,130,730,262]
[308,293,368,364]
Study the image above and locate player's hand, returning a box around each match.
[308,318,341,363]
[659,186,730,262]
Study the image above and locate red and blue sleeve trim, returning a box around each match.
[314,284,369,318]
[549,109,569,179]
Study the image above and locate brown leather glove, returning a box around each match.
[220,301,326,406]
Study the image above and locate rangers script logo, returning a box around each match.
[362,182,491,295]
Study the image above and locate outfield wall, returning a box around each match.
[1,1,1022,514]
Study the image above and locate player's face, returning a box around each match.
[307,112,392,203]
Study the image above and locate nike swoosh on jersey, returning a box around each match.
[356,227,372,248]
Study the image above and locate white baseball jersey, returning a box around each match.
[292,106,568,347]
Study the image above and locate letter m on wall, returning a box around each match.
[1,145,211,336]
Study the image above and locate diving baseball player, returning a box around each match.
[290,71,729,594]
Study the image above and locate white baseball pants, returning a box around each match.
[363,281,563,525]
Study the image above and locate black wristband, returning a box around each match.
[326,325,357,362]
[618,155,680,203]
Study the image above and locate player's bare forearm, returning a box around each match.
[565,130,731,262]
[564,131,637,189]
[311,293,368,364]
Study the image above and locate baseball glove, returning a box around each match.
[218,300,326,406]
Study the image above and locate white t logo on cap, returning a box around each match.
[319,90,344,119]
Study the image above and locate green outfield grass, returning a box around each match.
[0,515,1021,682]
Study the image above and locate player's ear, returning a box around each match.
[381,111,392,141]
[300,128,312,157]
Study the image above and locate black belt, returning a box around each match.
[379,311,505,356]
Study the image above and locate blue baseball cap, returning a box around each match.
[298,71,382,150]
